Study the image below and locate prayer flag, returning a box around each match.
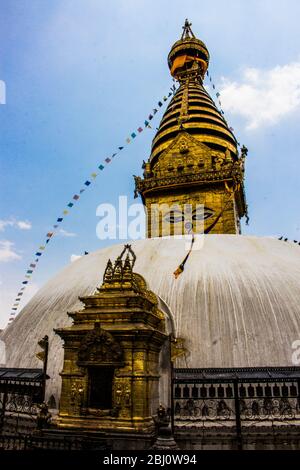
[216,92,220,97]
[63,210,69,215]
[84,181,91,186]
[131,132,136,139]
[91,173,97,178]
[105,158,111,163]
[27,270,33,274]
[98,164,104,170]
[73,195,79,200]
[47,232,53,237]
[153,108,158,114]
[118,146,124,150]
[138,127,143,133]
[158,101,163,107]
[30,264,36,268]
[53,224,59,228]
[22,281,28,285]
[39,246,45,250]
[148,114,153,120]
[35,252,42,256]
[57,217,63,222]
[126,138,131,143]
[79,189,85,194]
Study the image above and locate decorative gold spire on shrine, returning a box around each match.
[134,20,247,236]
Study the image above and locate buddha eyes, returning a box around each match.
[192,207,215,221]
[164,207,214,223]
[164,210,185,223]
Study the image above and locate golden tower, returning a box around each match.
[134,20,247,237]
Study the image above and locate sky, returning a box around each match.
[0,0,300,329]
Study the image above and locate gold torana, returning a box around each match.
[134,20,247,236]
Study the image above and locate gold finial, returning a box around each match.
[181,19,195,39]
[102,244,137,286]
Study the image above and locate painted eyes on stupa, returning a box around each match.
[192,207,215,221]
[164,207,215,224]
[164,210,185,224]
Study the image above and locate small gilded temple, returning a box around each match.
[1,21,300,450]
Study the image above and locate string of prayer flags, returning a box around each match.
[206,70,238,142]
[8,86,177,324]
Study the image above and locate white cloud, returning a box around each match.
[58,229,77,237]
[70,254,82,262]
[219,61,300,130]
[16,220,32,230]
[0,240,21,263]
[0,218,32,231]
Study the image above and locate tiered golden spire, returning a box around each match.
[134,21,247,237]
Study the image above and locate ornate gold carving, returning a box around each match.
[70,380,84,413]
[78,325,123,365]
[114,379,131,418]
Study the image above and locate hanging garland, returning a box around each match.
[206,70,240,147]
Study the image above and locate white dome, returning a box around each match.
[2,235,300,405]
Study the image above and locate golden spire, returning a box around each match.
[134,21,247,237]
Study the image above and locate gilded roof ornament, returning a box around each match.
[181,19,195,39]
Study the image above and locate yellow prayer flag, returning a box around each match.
[171,337,187,361]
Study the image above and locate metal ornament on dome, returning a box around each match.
[168,19,210,82]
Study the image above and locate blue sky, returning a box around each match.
[1,0,300,328]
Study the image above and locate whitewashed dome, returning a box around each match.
[2,235,300,406]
